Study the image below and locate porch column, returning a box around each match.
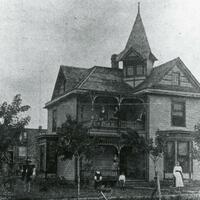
[175,141,178,163]
[189,141,192,180]
[117,146,121,175]
[89,92,97,125]
[115,96,123,128]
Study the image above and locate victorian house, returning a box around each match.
[40,5,200,182]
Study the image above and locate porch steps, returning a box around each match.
[125,180,151,188]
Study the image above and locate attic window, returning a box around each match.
[172,72,180,85]
[136,65,144,75]
[59,80,66,94]
[127,66,134,76]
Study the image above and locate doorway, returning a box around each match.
[120,147,146,180]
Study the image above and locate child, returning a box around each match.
[119,172,126,190]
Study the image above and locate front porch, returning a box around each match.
[80,144,147,183]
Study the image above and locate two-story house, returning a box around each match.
[41,5,200,182]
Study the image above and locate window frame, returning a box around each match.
[52,109,57,132]
[126,65,134,77]
[172,72,180,86]
[164,141,175,173]
[125,64,145,77]
[136,64,145,76]
[171,100,186,127]
[18,146,27,157]
[177,141,189,173]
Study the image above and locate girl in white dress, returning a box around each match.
[173,162,184,190]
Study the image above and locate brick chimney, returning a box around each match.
[111,54,119,69]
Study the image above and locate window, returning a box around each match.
[80,105,84,120]
[172,72,180,85]
[126,66,134,76]
[23,132,27,139]
[164,141,190,174]
[171,101,185,127]
[19,132,27,142]
[178,142,189,173]
[136,65,144,75]
[164,142,175,173]
[52,109,57,132]
[18,146,27,157]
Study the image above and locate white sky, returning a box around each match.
[0,0,200,129]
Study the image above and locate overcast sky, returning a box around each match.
[0,0,200,129]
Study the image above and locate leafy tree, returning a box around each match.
[57,115,99,197]
[147,134,165,175]
[147,134,165,200]
[193,123,200,161]
[0,94,30,168]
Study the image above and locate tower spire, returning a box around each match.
[138,2,140,14]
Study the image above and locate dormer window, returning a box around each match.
[172,72,180,85]
[136,65,145,75]
[125,64,145,77]
[127,66,134,76]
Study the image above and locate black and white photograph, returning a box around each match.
[1,0,200,199]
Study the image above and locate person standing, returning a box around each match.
[118,172,126,190]
[173,162,184,191]
[21,161,34,193]
[94,170,102,190]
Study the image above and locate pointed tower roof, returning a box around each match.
[117,3,157,61]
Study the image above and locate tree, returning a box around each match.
[147,134,165,200]
[193,123,200,161]
[57,115,99,198]
[0,94,30,168]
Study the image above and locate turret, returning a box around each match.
[115,3,157,87]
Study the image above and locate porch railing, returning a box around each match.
[82,119,144,130]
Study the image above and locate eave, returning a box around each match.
[45,88,145,109]
[44,89,88,108]
[134,88,200,98]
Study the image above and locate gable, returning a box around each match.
[159,65,193,88]
[133,57,200,94]
[52,69,66,99]
[51,66,88,100]
[126,50,141,60]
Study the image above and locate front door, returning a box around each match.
[120,147,146,180]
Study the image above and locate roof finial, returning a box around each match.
[138,2,140,14]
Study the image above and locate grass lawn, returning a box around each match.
[1,177,200,199]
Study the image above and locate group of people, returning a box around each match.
[99,106,121,126]
[19,158,184,193]
[94,161,184,192]
[21,160,36,192]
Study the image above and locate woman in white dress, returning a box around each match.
[173,161,184,190]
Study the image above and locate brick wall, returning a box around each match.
[148,94,200,180]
